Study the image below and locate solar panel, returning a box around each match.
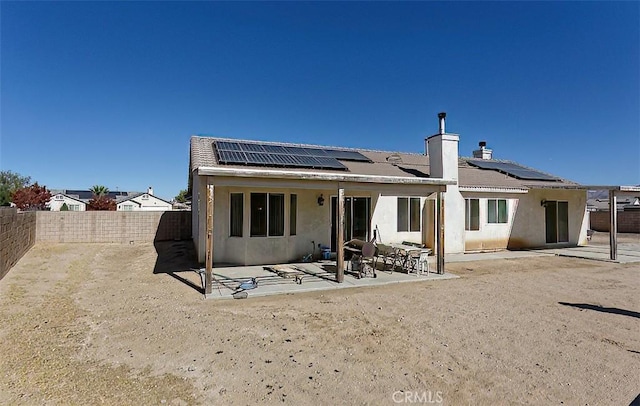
[240,143,266,153]
[262,145,287,154]
[314,156,350,169]
[324,149,370,161]
[467,159,560,181]
[216,141,241,151]
[217,150,246,164]
[213,140,371,170]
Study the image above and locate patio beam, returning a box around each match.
[436,191,445,274]
[205,184,214,295]
[609,190,617,260]
[336,187,345,283]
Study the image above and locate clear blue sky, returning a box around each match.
[1,1,638,200]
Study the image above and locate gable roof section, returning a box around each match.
[191,136,435,182]
[51,193,87,205]
[190,135,583,190]
[117,192,173,205]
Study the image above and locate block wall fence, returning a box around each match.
[590,210,640,233]
[0,208,37,280]
[1,210,191,280]
[35,211,191,243]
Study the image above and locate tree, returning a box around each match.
[0,170,31,206]
[90,185,109,196]
[60,202,69,211]
[175,189,188,203]
[11,183,52,211]
[88,195,116,211]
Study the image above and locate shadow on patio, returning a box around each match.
[151,240,457,299]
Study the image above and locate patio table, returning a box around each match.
[388,243,431,274]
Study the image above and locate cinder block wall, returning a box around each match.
[590,210,640,233]
[0,208,37,280]
[36,211,192,243]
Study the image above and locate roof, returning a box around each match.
[50,190,142,203]
[51,193,87,205]
[189,135,582,190]
[117,192,173,205]
[457,158,580,190]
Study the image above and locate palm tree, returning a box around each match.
[90,185,109,196]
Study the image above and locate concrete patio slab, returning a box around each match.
[204,261,458,299]
[196,239,638,299]
[541,243,640,264]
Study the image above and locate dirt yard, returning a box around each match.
[1,242,638,405]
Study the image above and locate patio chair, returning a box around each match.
[406,249,431,276]
[376,243,399,273]
[351,241,377,278]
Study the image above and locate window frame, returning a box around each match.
[290,194,297,236]
[487,199,508,224]
[465,198,480,231]
[397,197,421,232]
[229,193,244,237]
[250,192,285,237]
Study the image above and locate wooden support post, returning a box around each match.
[436,190,445,275]
[336,187,345,283]
[205,184,214,295]
[609,190,617,260]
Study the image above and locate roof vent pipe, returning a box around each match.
[438,112,446,135]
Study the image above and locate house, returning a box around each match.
[48,193,87,211]
[188,113,591,273]
[48,189,140,211]
[116,187,173,211]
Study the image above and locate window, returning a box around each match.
[487,199,508,224]
[122,204,133,211]
[142,194,149,200]
[397,197,421,232]
[290,194,297,236]
[465,199,480,230]
[230,193,243,237]
[268,194,285,236]
[69,204,80,211]
[55,195,64,201]
[250,193,284,237]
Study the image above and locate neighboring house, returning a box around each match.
[116,188,173,211]
[47,193,87,211]
[587,193,640,212]
[48,189,139,211]
[188,113,592,266]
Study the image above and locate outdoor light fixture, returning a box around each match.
[317,194,325,206]
[541,199,547,207]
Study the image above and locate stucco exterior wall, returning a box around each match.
[461,193,522,251]
[117,195,172,211]
[0,208,37,280]
[211,185,341,265]
[192,173,205,262]
[426,132,465,254]
[371,195,429,246]
[508,189,588,249]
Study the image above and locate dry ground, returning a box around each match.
[0,241,638,405]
